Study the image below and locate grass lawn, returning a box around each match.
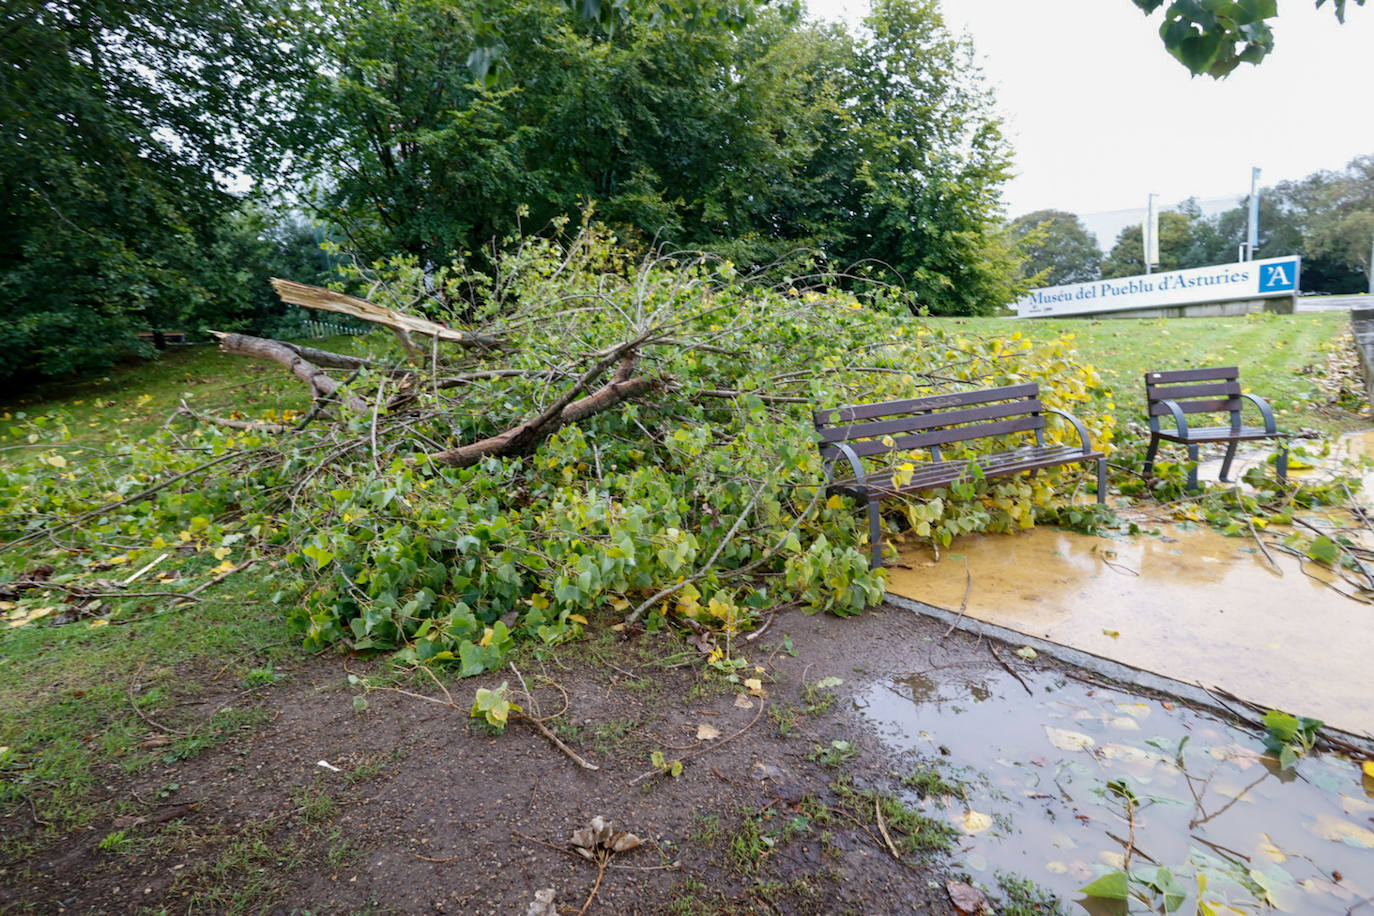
[934,310,1361,437]
[0,334,379,449]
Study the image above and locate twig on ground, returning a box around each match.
[629,698,765,785]
[987,642,1033,696]
[873,795,901,860]
[128,665,185,736]
[1247,519,1283,576]
[941,556,973,639]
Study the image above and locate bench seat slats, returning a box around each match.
[1148,397,1242,416]
[816,398,1041,444]
[1145,367,1239,384]
[1150,425,1277,444]
[824,414,1046,459]
[814,382,1039,425]
[826,445,1102,497]
[1145,380,1240,401]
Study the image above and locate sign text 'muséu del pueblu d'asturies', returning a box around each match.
[1015,255,1301,318]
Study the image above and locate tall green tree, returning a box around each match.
[1302,155,1374,290]
[306,0,1017,314]
[0,0,313,382]
[1101,208,1198,278]
[1007,209,1102,286]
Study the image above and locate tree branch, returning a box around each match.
[209,331,369,413]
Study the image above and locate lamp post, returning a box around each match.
[1143,193,1159,274]
[1245,167,1261,261]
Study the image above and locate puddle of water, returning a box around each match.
[859,670,1374,914]
[886,521,1374,737]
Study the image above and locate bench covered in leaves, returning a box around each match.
[815,383,1106,568]
[1143,366,1288,492]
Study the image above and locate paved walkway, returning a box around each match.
[884,443,1374,739]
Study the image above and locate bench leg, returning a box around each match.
[1275,439,1289,484]
[1143,436,1160,476]
[1186,443,1200,492]
[866,497,883,570]
[1096,457,1107,504]
[1219,441,1239,483]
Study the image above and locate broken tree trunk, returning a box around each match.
[271,279,502,352]
[208,331,369,413]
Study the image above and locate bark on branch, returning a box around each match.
[208,331,369,413]
[271,279,502,351]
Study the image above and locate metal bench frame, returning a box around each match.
[1143,366,1288,492]
[815,383,1106,569]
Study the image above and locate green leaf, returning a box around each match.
[1080,870,1130,899]
[302,543,334,568]
[1305,535,1339,565]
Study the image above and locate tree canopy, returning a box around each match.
[1007,210,1102,286]
[0,0,316,381]
[306,0,1016,315]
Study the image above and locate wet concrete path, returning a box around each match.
[884,437,1374,740]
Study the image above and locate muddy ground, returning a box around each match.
[2,605,1088,915]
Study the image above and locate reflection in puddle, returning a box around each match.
[862,670,1373,913]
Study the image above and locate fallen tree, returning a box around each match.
[2,224,1119,672]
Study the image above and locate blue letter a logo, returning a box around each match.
[1259,261,1297,293]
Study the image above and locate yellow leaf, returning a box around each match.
[212,560,235,575]
[89,620,109,629]
[1362,760,1374,779]
[212,546,232,561]
[826,494,844,510]
[1044,727,1095,751]
[744,678,764,697]
[1015,646,1038,660]
[1102,629,1120,638]
[478,627,494,648]
[151,536,168,549]
[46,454,67,469]
[609,596,629,611]
[107,554,130,566]
[529,592,549,610]
[568,614,588,625]
[960,810,993,834]
[1307,813,1374,848]
[1256,834,1286,863]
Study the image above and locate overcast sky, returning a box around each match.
[808,0,1374,220]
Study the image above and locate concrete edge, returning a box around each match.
[884,593,1374,754]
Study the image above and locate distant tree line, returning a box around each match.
[1008,155,1374,294]
[0,0,1018,385]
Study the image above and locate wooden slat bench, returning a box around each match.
[1143,366,1288,491]
[815,383,1106,569]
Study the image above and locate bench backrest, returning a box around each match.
[814,383,1046,462]
[1144,367,1243,427]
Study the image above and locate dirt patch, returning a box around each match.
[1,605,1028,916]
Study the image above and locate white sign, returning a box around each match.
[1016,256,1301,318]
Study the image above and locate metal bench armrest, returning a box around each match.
[823,442,869,489]
[1239,392,1278,435]
[1043,407,1095,454]
[1153,397,1191,438]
